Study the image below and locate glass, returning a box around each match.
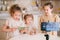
[18,27,25,30]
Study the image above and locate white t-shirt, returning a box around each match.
[24,22,38,31]
[6,17,24,38]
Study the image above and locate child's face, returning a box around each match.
[13,11,21,20]
[25,17,33,25]
[43,5,53,15]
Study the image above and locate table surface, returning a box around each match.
[9,33,60,40]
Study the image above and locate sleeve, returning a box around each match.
[20,21,26,27]
[5,18,11,28]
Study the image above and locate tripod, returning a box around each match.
[44,33,49,40]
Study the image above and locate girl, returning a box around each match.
[39,2,59,36]
[3,4,23,40]
[23,14,38,35]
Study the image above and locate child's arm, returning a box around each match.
[3,25,17,32]
[2,20,17,32]
[38,16,43,33]
[3,25,12,32]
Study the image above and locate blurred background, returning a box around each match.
[0,0,60,40]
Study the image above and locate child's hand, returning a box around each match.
[20,29,28,34]
[20,30,24,34]
[28,30,36,35]
[29,31,34,35]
